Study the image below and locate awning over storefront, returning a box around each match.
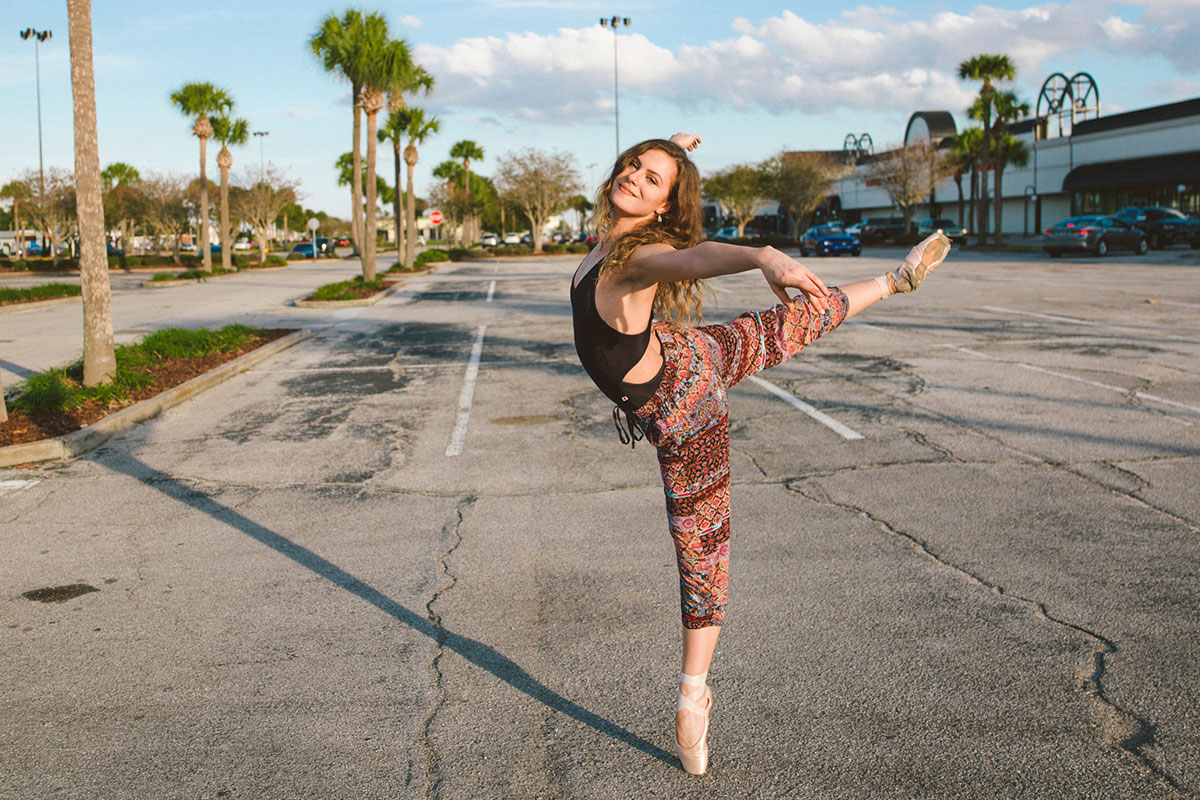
[1062,150,1200,191]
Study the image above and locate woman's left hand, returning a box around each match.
[669,132,701,151]
[756,247,832,314]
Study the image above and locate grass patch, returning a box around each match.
[12,324,268,416]
[150,269,205,282]
[0,282,82,305]
[308,275,385,301]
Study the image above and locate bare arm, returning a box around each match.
[625,241,834,314]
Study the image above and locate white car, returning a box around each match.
[481,233,499,247]
[233,239,253,251]
[502,232,522,245]
[844,223,864,236]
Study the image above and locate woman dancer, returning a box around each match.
[570,133,950,774]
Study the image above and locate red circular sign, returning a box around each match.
[429,210,444,225]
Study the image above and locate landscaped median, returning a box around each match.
[0,325,310,467]
[0,282,83,312]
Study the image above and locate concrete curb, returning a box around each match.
[142,278,200,288]
[0,295,82,315]
[0,328,312,468]
[291,280,402,308]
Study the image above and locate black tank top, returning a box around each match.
[571,258,664,412]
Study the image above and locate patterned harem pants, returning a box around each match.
[631,289,849,629]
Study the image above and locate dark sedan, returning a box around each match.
[1114,206,1200,249]
[1043,215,1147,257]
[799,224,861,257]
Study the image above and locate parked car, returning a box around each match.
[233,238,254,251]
[290,241,317,257]
[712,226,741,239]
[574,232,597,245]
[799,224,861,257]
[1114,206,1200,249]
[481,232,500,247]
[917,218,968,243]
[334,237,351,247]
[180,242,197,252]
[503,232,522,245]
[1042,215,1147,257]
[106,243,125,257]
[858,216,906,243]
[844,222,864,237]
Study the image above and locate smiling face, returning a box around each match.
[610,148,678,222]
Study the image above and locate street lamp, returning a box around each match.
[19,27,52,209]
[253,131,269,181]
[599,15,629,158]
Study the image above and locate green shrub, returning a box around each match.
[15,369,79,414]
[309,277,384,301]
[11,259,29,271]
[0,282,82,304]
[448,248,475,262]
[286,251,309,260]
[107,255,126,269]
[233,254,252,268]
[894,231,924,246]
[27,260,60,272]
[415,248,450,265]
[265,255,287,266]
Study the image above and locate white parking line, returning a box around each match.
[486,280,496,302]
[746,375,864,440]
[952,346,1200,415]
[982,305,1200,342]
[445,325,487,457]
[0,479,40,498]
[1157,300,1200,310]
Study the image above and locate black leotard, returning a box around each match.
[571,258,665,412]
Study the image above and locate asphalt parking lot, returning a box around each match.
[2,246,1198,799]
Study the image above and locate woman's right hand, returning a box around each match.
[756,247,832,314]
[668,132,701,151]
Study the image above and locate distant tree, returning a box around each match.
[139,174,190,258]
[958,53,1016,245]
[21,168,77,266]
[450,140,485,244]
[212,111,249,271]
[945,130,980,228]
[1,180,33,256]
[863,142,952,234]
[989,90,1031,242]
[170,82,232,271]
[494,149,581,255]
[568,194,593,234]
[702,164,769,237]
[763,151,846,239]
[68,0,116,385]
[231,168,297,263]
[101,163,140,254]
[401,108,440,267]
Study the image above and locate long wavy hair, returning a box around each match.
[591,139,705,323]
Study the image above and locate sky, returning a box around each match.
[2,0,1198,221]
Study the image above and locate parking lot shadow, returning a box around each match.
[100,449,674,766]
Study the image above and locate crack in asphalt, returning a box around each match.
[417,495,476,800]
[786,469,1193,799]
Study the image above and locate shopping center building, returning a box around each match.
[829,75,1200,238]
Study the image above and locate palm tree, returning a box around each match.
[946,129,982,230]
[357,32,417,281]
[401,108,440,268]
[990,90,1030,243]
[212,113,249,272]
[379,67,434,266]
[312,10,368,257]
[68,0,116,386]
[100,162,140,255]
[170,82,231,271]
[450,140,485,243]
[379,108,409,264]
[958,54,1016,245]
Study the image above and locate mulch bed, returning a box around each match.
[0,329,294,448]
[309,279,398,302]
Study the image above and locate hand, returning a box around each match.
[756,247,832,314]
[668,132,701,152]
[886,231,951,294]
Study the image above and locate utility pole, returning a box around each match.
[253,130,269,181]
[20,26,52,243]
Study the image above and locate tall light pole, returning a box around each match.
[599,15,629,158]
[19,27,52,211]
[253,130,269,181]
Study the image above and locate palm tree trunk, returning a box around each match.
[67,0,116,386]
[199,135,212,271]
[955,174,964,227]
[363,108,379,281]
[405,158,417,269]
[350,82,364,256]
[219,162,232,271]
[1,370,6,423]
[393,138,404,265]
[993,164,1004,246]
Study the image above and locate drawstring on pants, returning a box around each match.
[612,406,645,449]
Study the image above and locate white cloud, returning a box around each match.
[398,15,422,28]
[414,2,1194,125]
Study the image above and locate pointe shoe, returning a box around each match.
[676,672,712,775]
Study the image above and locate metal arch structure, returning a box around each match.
[841,133,874,163]
[1036,72,1100,138]
[903,111,957,147]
